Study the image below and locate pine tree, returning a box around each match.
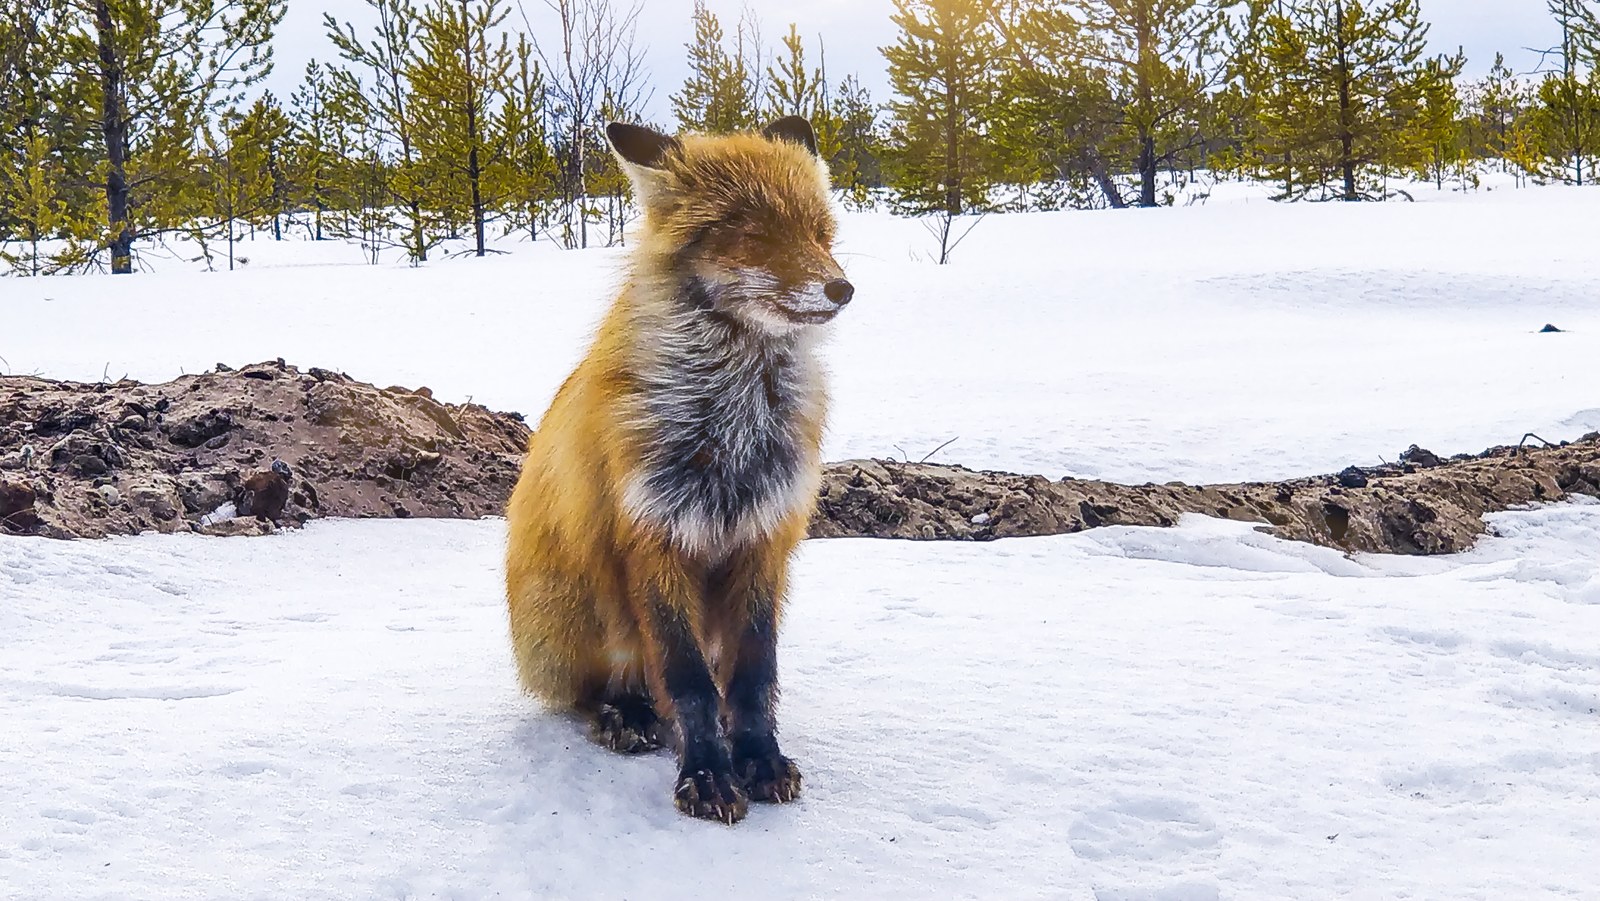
[1466,53,1532,170]
[672,0,758,132]
[500,35,558,242]
[2,4,99,272]
[0,133,92,275]
[828,73,885,205]
[288,60,341,240]
[882,0,1002,216]
[1533,0,1600,184]
[1027,0,1233,207]
[408,0,516,256]
[993,2,1127,208]
[234,93,294,239]
[327,0,434,261]
[1244,0,1446,201]
[766,23,820,119]
[1408,51,1466,189]
[54,0,284,273]
[199,106,265,270]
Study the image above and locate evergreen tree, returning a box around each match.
[288,60,341,240]
[1408,51,1466,189]
[766,23,820,119]
[327,0,434,261]
[408,0,516,256]
[198,106,266,270]
[828,74,885,205]
[500,35,559,242]
[1019,0,1233,207]
[55,0,284,273]
[994,3,1127,208]
[882,0,1002,216]
[1465,53,1532,169]
[672,0,758,132]
[0,133,94,274]
[1530,71,1600,184]
[1532,0,1600,184]
[1243,0,1450,201]
[235,92,293,238]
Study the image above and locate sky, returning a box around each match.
[265,0,1568,122]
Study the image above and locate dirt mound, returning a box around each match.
[812,436,1600,554]
[4,363,1596,554]
[0,361,530,539]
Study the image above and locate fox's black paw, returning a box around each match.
[674,768,748,824]
[589,696,662,754]
[734,750,802,803]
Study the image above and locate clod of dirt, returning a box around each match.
[1336,466,1370,489]
[0,480,40,533]
[0,362,529,539]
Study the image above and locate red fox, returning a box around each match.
[504,117,853,824]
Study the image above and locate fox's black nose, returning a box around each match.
[824,278,854,306]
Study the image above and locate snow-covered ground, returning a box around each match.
[4,183,1600,898]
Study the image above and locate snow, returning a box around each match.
[5,179,1599,483]
[4,184,1600,898]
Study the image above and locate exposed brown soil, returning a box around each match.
[3,363,1596,555]
[812,438,1600,555]
[0,361,529,539]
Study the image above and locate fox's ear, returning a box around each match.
[606,122,680,170]
[762,116,818,157]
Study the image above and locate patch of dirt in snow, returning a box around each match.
[0,361,529,539]
[813,437,1600,555]
[4,362,1598,556]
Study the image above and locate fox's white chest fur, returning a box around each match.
[620,300,827,559]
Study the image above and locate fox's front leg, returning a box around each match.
[629,543,748,824]
[715,545,803,804]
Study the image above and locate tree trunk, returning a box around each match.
[1138,134,1158,207]
[1335,0,1358,202]
[470,143,485,257]
[1086,152,1126,209]
[94,0,134,274]
[944,73,960,217]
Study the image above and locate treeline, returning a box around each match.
[4,0,1600,275]
[881,0,1600,214]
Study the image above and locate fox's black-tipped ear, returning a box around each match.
[606,122,680,170]
[762,116,819,157]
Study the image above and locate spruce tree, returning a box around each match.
[882,0,1002,216]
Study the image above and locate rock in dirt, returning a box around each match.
[0,361,529,539]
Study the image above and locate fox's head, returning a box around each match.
[607,117,853,335]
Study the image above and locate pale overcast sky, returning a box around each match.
[265,0,1568,121]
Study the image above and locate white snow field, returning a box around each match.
[4,182,1600,899]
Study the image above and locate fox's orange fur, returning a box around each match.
[504,118,850,823]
